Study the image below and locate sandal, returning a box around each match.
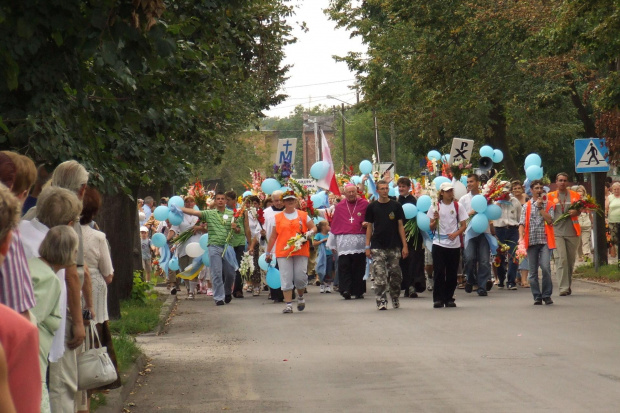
[186,292,195,300]
[520,283,530,288]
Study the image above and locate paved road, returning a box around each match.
[125,279,620,413]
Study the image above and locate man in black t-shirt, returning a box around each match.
[365,180,409,310]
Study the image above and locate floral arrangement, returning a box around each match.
[288,177,310,198]
[239,252,255,282]
[482,172,510,204]
[248,207,265,229]
[241,169,266,200]
[404,219,420,249]
[170,228,194,247]
[553,195,603,225]
[449,159,472,180]
[514,239,528,263]
[186,180,209,210]
[273,161,294,185]
[302,195,320,218]
[340,164,355,177]
[283,233,309,258]
[493,241,512,266]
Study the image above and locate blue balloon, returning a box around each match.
[485,204,502,220]
[471,194,488,213]
[193,205,200,211]
[311,192,326,208]
[359,160,373,175]
[199,234,209,250]
[261,178,281,195]
[168,257,179,271]
[266,267,281,289]
[168,213,183,226]
[479,145,494,158]
[427,150,441,161]
[441,154,450,163]
[524,153,542,170]
[389,180,395,188]
[471,213,489,233]
[151,233,167,248]
[433,176,451,190]
[310,161,330,180]
[460,175,468,186]
[169,196,184,208]
[526,165,543,181]
[417,212,431,231]
[201,251,210,267]
[417,195,432,213]
[153,206,170,221]
[389,187,396,197]
[242,191,253,198]
[402,203,418,219]
[492,149,504,163]
[258,253,275,271]
[351,175,362,184]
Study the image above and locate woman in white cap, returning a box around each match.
[427,182,468,308]
[265,190,317,313]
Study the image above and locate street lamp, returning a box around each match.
[326,95,351,165]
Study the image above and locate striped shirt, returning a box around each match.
[201,209,233,246]
[519,200,554,246]
[0,228,36,313]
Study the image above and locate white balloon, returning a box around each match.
[185,242,205,258]
[453,180,467,200]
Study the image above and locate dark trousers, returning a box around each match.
[233,245,245,293]
[495,226,519,286]
[400,245,426,292]
[432,245,461,303]
[337,253,367,296]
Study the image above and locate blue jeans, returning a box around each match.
[527,244,552,300]
[319,256,334,283]
[208,245,236,301]
[464,233,491,292]
[495,226,519,286]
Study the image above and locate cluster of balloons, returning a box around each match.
[152,233,211,270]
[261,178,281,195]
[152,195,187,226]
[468,195,502,233]
[524,153,543,181]
[310,161,330,180]
[258,253,281,289]
[479,145,504,163]
[414,195,432,231]
[310,191,328,208]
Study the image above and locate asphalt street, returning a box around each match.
[125,278,620,413]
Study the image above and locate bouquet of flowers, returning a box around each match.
[248,207,265,229]
[553,195,603,225]
[239,252,255,282]
[273,161,294,185]
[449,159,472,180]
[514,239,528,264]
[222,205,247,257]
[493,241,512,266]
[404,219,420,249]
[170,228,194,247]
[186,180,208,210]
[283,233,309,258]
[482,172,510,204]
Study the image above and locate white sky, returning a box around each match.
[264,0,366,118]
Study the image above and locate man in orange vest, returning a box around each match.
[547,172,582,296]
[518,180,555,305]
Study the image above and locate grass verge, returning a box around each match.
[573,264,620,282]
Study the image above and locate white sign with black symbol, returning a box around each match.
[449,138,475,164]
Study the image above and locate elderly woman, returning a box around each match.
[28,226,78,413]
[265,190,317,313]
[511,180,530,288]
[607,182,620,262]
[572,185,593,262]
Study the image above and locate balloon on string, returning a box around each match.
[479,145,494,158]
[471,195,488,213]
[523,178,532,197]
[201,251,210,267]
[359,160,373,175]
[402,203,418,219]
[185,242,205,258]
[266,267,281,289]
[199,234,209,250]
[433,176,451,190]
[417,195,432,213]
[242,191,253,198]
[311,193,326,208]
[471,213,489,233]
[261,178,281,195]
[485,204,502,220]
[453,180,467,199]
[526,165,543,181]
[168,213,183,226]
[169,196,184,208]
[310,161,330,180]
[460,175,468,186]
[524,153,542,170]
[351,175,361,184]
[151,233,167,248]
[153,206,170,221]
[258,253,275,271]
[427,150,441,161]
[492,149,504,163]
[417,212,431,231]
[168,257,179,271]
[441,154,451,163]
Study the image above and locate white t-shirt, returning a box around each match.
[427,201,468,248]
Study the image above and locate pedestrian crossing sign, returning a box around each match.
[574,138,610,173]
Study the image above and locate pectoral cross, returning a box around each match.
[349,217,355,223]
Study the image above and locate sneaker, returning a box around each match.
[216,300,225,306]
[377,298,387,310]
[325,285,332,293]
[433,301,444,308]
[297,297,305,311]
[445,301,457,308]
[342,291,352,300]
[186,292,195,300]
[252,287,260,296]
[543,297,554,305]
[320,285,325,293]
[392,297,400,309]
[427,276,433,292]
[497,283,505,290]
[464,283,473,293]
[206,288,213,296]
[371,281,376,291]
[508,284,518,290]
[407,286,418,298]
[533,300,543,305]
[478,290,488,297]
[282,304,293,314]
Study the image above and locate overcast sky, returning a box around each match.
[264,0,365,118]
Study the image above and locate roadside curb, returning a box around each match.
[96,293,177,412]
[575,278,620,292]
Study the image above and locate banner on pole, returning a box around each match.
[449,138,475,164]
[274,138,297,165]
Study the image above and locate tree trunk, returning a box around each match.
[488,100,519,179]
[99,187,140,319]
[565,75,597,137]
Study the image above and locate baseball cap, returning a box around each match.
[439,182,454,192]
[140,226,148,232]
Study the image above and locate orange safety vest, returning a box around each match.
[547,190,581,237]
[523,200,556,250]
[275,210,310,258]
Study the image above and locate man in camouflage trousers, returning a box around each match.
[364,180,409,310]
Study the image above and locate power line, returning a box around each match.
[282,79,355,89]
[271,92,356,110]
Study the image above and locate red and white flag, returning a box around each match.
[316,129,341,196]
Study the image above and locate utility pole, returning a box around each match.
[341,103,347,165]
[390,122,396,175]
[313,119,319,163]
[373,109,381,164]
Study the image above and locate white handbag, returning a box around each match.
[77,321,118,390]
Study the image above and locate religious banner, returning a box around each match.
[449,137,475,165]
[274,138,297,165]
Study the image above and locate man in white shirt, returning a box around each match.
[494,185,522,290]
